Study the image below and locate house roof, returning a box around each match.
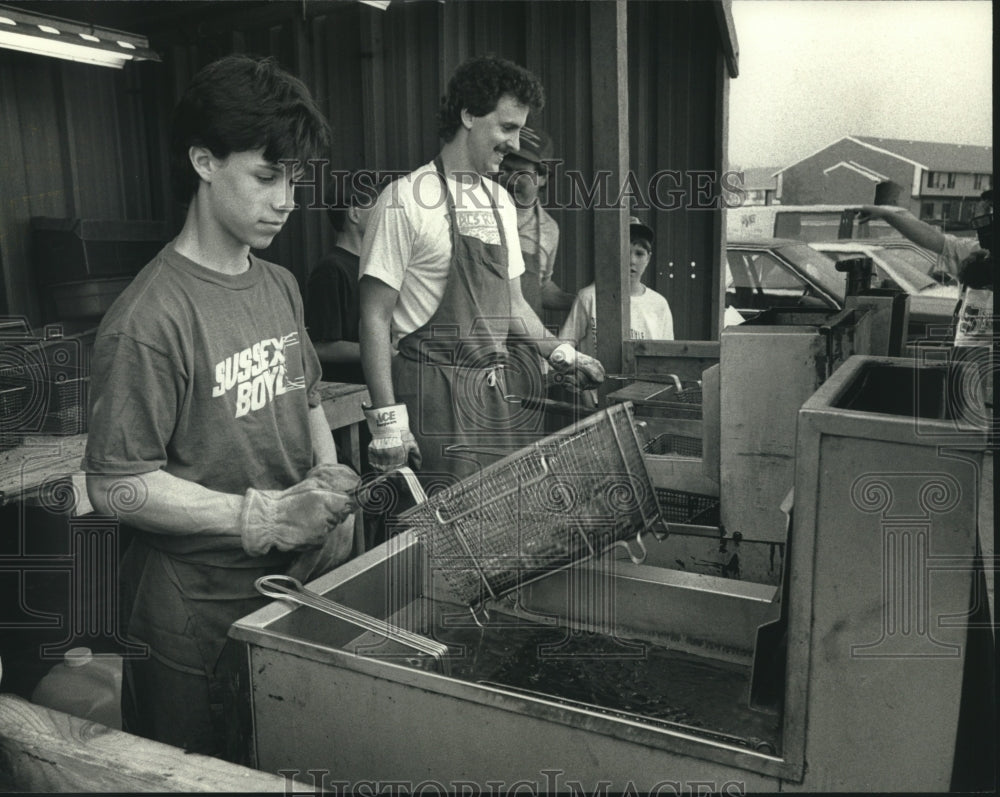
[775,136,993,176]
[737,166,780,190]
[851,136,992,173]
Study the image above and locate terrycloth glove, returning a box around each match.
[548,343,606,390]
[364,403,422,473]
[240,478,355,557]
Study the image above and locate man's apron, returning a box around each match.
[394,158,521,482]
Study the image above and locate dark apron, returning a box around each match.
[119,532,291,757]
[394,158,521,482]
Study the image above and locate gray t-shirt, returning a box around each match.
[83,243,322,559]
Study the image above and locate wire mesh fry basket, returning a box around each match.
[650,382,703,420]
[400,402,668,612]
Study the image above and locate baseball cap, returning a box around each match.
[629,215,654,245]
[514,126,553,165]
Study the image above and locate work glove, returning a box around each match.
[364,403,422,473]
[302,462,362,494]
[283,461,361,580]
[285,514,357,583]
[548,343,606,390]
[240,478,355,557]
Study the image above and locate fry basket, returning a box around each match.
[399,402,668,611]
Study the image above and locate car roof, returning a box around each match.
[726,237,806,247]
[809,240,884,248]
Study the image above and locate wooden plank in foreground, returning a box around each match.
[0,694,294,793]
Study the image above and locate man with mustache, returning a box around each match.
[359,56,605,483]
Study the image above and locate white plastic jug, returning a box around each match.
[31,647,122,729]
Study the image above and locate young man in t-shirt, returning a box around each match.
[83,55,359,758]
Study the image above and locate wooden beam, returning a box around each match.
[0,695,295,793]
[360,8,387,170]
[589,0,629,395]
[713,0,740,78]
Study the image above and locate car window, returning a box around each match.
[778,243,846,300]
[819,248,903,291]
[816,246,938,294]
[753,253,808,291]
[725,248,827,312]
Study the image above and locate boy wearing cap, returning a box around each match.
[560,216,673,404]
[496,126,575,314]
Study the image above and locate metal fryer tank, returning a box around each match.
[229,359,992,791]
[229,531,782,791]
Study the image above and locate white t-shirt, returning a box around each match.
[939,235,992,348]
[559,283,674,358]
[361,162,525,349]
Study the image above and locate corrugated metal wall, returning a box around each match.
[0,54,157,322]
[1,0,729,340]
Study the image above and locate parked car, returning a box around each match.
[808,240,960,310]
[822,237,962,286]
[727,206,959,285]
[725,238,958,341]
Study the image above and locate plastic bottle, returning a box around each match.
[30,647,122,729]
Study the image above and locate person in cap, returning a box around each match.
[359,55,606,483]
[496,126,575,314]
[83,54,359,757]
[559,216,674,405]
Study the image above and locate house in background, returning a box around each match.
[774,135,992,231]
[734,166,780,205]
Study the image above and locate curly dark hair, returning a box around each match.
[437,55,545,142]
[170,54,331,201]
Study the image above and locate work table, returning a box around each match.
[0,381,370,508]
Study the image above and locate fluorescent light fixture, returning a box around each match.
[0,4,160,69]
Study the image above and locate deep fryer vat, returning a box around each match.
[230,529,784,788]
[400,402,667,608]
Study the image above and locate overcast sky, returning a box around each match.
[728,0,993,169]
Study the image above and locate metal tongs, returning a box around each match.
[255,575,450,675]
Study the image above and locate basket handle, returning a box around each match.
[432,454,552,527]
[356,465,427,507]
[609,530,649,565]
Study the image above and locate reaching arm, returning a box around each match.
[87,469,244,539]
[86,405,348,543]
[508,274,566,358]
[308,403,339,466]
[358,275,399,408]
[856,206,947,254]
[357,274,421,472]
[509,277,604,387]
